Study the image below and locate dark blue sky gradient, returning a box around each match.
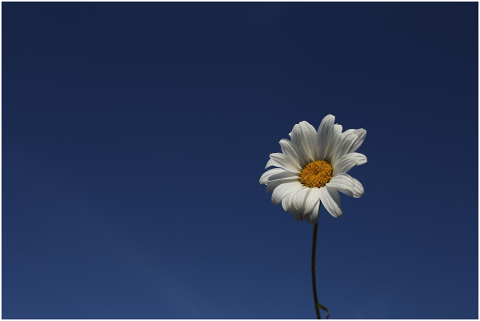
[3,2,477,319]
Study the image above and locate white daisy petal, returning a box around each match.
[266,153,301,172]
[328,173,363,198]
[325,124,343,163]
[328,187,342,208]
[282,189,304,221]
[290,121,318,165]
[348,129,367,153]
[352,178,364,198]
[271,181,303,206]
[326,173,355,190]
[269,171,300,181]
[333,152,367,175]
[288,204,304,221]
[352,152,367,166]
[281,188,296,211]
[305,200,320,225]
[317,114,335,161]
[331,133,357,167]
[305,187,322,215]
[341,129,355,137]
[265,172,300,193]
[320,187,342,218]
[303,122,319,161]
[293,187,311,217]
[279,139,301,168]
[333,153,358,176]
[265,177,300,194]
[331,186,354,197]
[259,168,286,185]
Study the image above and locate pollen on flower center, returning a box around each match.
[300,160,333,188]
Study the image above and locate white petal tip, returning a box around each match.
[305,215,318,225]
[291,213,304,221]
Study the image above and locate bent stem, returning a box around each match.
[311,221,321,319]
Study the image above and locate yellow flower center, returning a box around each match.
[300,160,333,188]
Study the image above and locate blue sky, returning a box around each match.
[3,2,477,319]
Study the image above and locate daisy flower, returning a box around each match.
[259,114,367,224]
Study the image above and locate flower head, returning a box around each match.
[259,114,367,224]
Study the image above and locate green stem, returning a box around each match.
[311,221,321,319]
